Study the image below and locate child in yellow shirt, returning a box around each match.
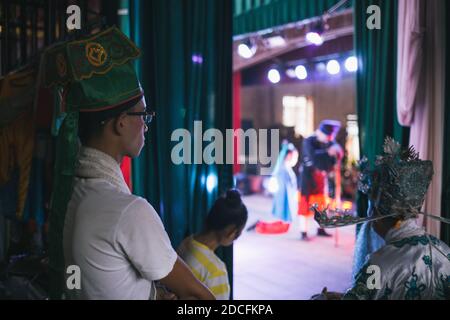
[177,189,248,300]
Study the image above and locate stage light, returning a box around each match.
[306,20,325,46]
[285,68,296,79]
[268,68,281,84]
[345,56,358,72]
[326,60,340,75]
[192,54,203,64]
[316,62,326,72]
[265,35,286,48]
[206,173,217,193]
[238,39,257,59]
[295,65,308,80]
[306,32,323,46]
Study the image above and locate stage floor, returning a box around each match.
[233,194,356,300]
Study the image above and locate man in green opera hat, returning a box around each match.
[45,26,214,299]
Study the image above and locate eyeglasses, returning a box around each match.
[126,110,156,125]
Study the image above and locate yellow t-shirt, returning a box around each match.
[177,236,230,300]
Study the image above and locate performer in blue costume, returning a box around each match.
[271,142,299,223]
[352,218,385,284]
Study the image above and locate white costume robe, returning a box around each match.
[344,219,450,300]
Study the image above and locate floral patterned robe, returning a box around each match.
[344,219,450,300]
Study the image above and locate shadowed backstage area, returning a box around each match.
[0,0,449,301]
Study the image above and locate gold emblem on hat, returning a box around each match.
[56,53,67,77]
[86,42,107,67]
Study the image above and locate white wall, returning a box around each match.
[241,76,356,132]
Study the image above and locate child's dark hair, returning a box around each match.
[205,189,248,232]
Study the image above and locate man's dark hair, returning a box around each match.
[204,189,248,232]
[78,95,143,145]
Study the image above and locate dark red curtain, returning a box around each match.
[120,156,132,190]
[233,72,241,175]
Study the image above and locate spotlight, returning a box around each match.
[264,35,286,48]
[316,62,326,72]
[238,39,257,59]
[268,68,281,84]
[206,173,217,193]
[326,60,340,75]
[285,68,296,79]
[192,54,203,64]
[345,56,358,72]
[306,20,325,46]
[294,65,308,80]
[306,32,323,46]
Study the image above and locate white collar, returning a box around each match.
[384,219,426,244]
[75,146,131,195]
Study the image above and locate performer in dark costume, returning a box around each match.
[298,120,343,240]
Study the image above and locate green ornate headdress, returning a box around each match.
[42,26,143,299]
[43,26,142,112]
[313,137,450,228]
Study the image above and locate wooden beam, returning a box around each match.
[233,9,353,72]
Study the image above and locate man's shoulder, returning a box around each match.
[72,178,156,215]
[117,196,164,231]
[368,234,442,271]
[123,195,157,216]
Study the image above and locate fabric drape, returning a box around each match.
[396,0,445,237]
[121,0,234,295]
[441,1,450,245]
[354,0,409,221]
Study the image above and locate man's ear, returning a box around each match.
[112,114,126,136]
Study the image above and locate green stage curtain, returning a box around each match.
[442,2,450,245]
[233,0,352,36]
[121,0,234,295]
[353,0,409,220]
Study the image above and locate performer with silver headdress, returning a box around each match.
[312,137,450,300]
